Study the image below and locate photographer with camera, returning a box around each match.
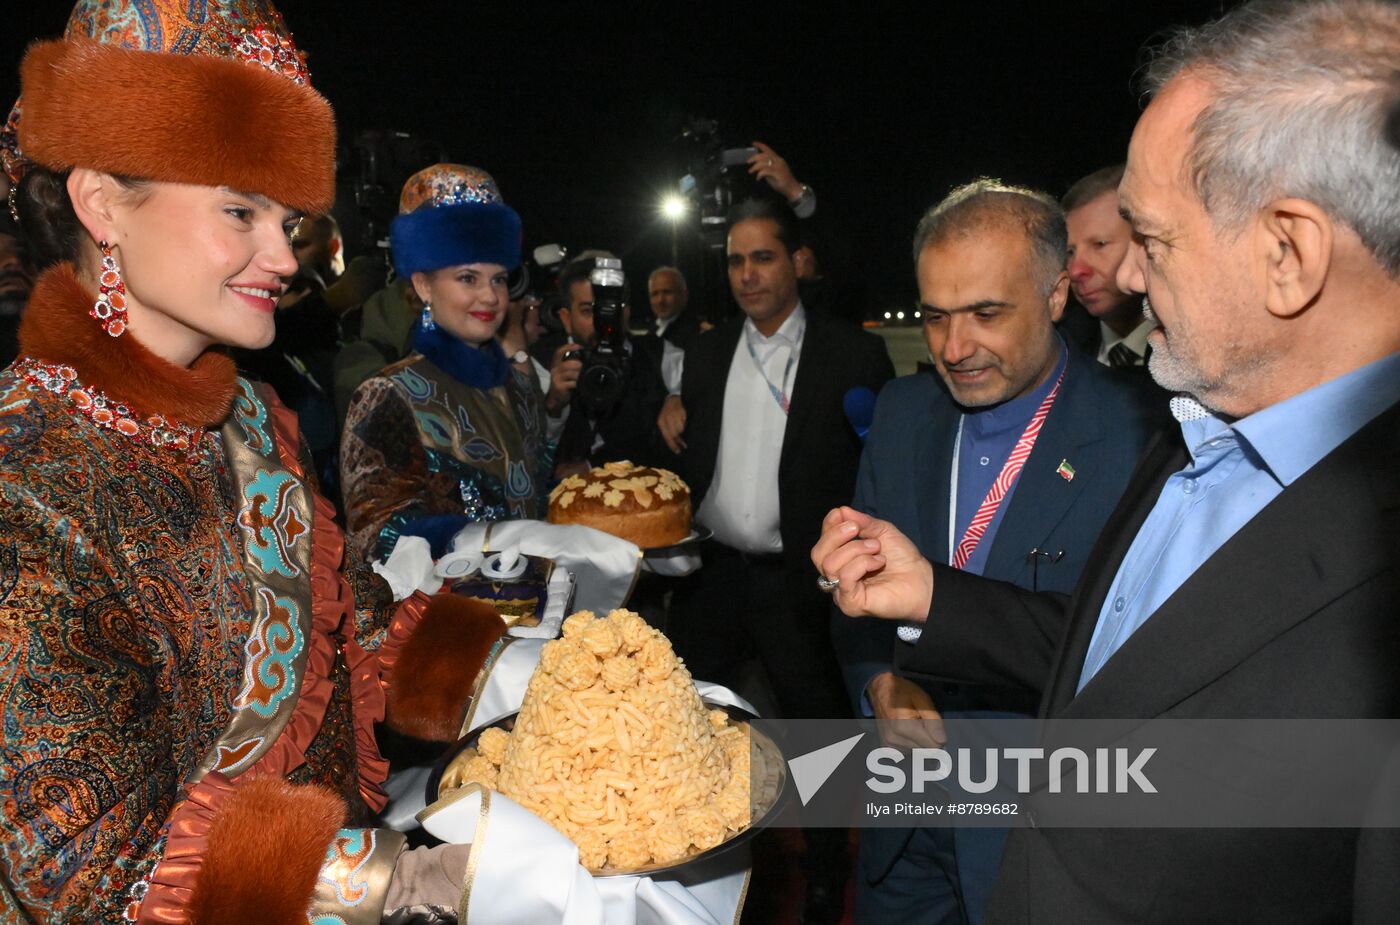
[552,255,676,475]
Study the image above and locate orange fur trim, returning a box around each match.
[384,595,506,742]
[18,264,235,427]
[189,777,345,925]
[19,38,335,212]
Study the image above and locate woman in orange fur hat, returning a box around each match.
[0,3,507,922]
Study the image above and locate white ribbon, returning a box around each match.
[452,521,643,614]
[419,784,750,924]
[415,656,756,924]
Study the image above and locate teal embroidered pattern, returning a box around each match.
[507,458,532,498]
[231,378,274,457]
[237,469,308,579]
[397,366,434,402]
[463,436,504,463]
[233,588,304,718]
[318,828,376,906]
[414,409,455,448]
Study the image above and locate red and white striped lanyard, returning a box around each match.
[947,366,1065,569]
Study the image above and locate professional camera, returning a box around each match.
[677,117,761,249]
[333,129,446,260]
[509,243,568,303]
[568,257,630,413]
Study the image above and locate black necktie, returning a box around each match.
[1107,343,1138,369]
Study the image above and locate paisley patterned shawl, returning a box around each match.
[340,353,554,562]
[0,362,251,922]
[0,265,411,922]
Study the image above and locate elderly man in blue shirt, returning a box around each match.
[813,1,1400,922]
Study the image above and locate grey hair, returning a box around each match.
[912,178,1067,297]
[648,265,687,291]
[1142,0,1400,276]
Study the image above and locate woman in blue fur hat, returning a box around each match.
[340,164,558,562]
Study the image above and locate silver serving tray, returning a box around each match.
[640,525,713,558]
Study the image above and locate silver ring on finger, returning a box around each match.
[816,574,839,593]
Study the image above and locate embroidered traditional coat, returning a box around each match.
[340,353,554,564]
[0,266,502,924]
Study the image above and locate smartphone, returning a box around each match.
[720,146,760,167]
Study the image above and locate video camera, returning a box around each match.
[677,117,761,249]
[333,130,447,260]
[565,257,630,413]
[510,242,568,307]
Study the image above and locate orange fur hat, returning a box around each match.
[2,0,335,214]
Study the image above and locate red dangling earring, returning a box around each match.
[92,241,128,337]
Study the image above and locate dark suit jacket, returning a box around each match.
[835,347,1162,709]
[679,310,894,584]
[836,348,1161,882]
[1057,301,1101,359]
[653,309,703,352]
[897,398,1400,923]
[1060,299,1173,394]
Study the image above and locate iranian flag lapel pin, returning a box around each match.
[1056,459,1076,482]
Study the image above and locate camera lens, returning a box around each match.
[580,362,626,412]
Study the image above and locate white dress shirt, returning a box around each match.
[696,304,806,554]
[1096,317,1155,367]
[661,340,685,395]
[655,315,686,394]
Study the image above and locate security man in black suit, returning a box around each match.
[645,266,702,351]
[669,198,894,925]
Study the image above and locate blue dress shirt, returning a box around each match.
[953,339,1069,575]
[873,340,1067,701]
[1077,350,1400,692]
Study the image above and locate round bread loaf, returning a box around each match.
[547,461,692,548]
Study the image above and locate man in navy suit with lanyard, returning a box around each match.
[833,180,1160,924]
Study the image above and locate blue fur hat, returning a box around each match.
[390,163,522,277]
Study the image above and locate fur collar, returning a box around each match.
[18,263,237,429]
[413,322,512,390]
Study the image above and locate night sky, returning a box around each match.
[5,1,1233,315]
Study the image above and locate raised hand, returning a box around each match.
[811,506,934,622]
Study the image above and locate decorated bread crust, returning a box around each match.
[547,461,692,548]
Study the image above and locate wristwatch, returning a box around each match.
[512,349,529,365]
[788,184,816,218]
